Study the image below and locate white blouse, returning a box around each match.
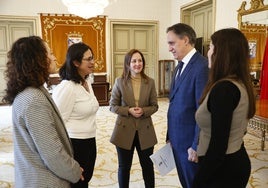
[52,79,99,139]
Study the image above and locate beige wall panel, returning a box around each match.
[115,67,123,79]
[0,55,6,67]
[207,9,213,42]
[0,70,5,96]
[9,23,33,42]
[0,26,8,51]
[192,12,205,38]
[114,29,130,51]
[0,18,36,102]
[134,30,148,51]
[114,54,124,79]
[114,54,125,66]
[110,21,158,89]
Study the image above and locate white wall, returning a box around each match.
[104,0,172,64]
[215,0,243,30]
[170,0,239,29]
[0,0,262,66]
[171,0,268,30]
[0,0,69,16]
[0,0,172,60]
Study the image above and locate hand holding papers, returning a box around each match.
[150,143,176,176]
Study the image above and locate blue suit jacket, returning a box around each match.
[167,52,208,152]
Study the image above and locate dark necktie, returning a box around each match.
[171,61,184,91]
[175,61,184,80]
[175,61,184,86]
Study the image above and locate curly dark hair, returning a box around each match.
[2,36,49,104]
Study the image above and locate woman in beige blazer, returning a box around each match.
[110,49,158,188]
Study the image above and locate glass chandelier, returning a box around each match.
[62,0,109,19]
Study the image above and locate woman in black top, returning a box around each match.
[193,28,256,188]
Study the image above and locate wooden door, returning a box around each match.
[191,4,213,44]
[181,1,214,57]
[110,21,158,87]
[0,17,38,102]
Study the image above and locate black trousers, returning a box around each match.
[194,144,251,188]
[70,137,97,188]
[116,131,155,188]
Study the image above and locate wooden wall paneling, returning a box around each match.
[92,82,110,106]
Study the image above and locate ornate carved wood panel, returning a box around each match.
[40,14,106,72]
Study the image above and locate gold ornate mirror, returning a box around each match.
[238,0,268,28]
[237,0,268,83]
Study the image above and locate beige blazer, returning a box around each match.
[109,77,158,150]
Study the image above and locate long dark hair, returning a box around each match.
[2,36,49,104]
[59,42,93,83]
[121,49,149,82]
[200,28,255,118]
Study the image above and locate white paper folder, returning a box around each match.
[150,142,176,176]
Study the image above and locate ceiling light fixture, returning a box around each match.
[62,0,109,19]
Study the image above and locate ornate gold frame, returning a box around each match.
[40,14,106,72]
[237,0,268,28]
[237,0,268,74]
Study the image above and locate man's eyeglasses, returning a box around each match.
[82,56,94,62]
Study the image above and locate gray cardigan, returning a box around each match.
[12,86,81,188]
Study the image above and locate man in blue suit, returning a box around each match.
[166,23,208,188]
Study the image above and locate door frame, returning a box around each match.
[0,15,40,35]
[0,15,40,102]
[108,19,158,87]
[181,0,215,25]
[180,0,215,57]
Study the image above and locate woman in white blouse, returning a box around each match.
[52,42,99,188]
